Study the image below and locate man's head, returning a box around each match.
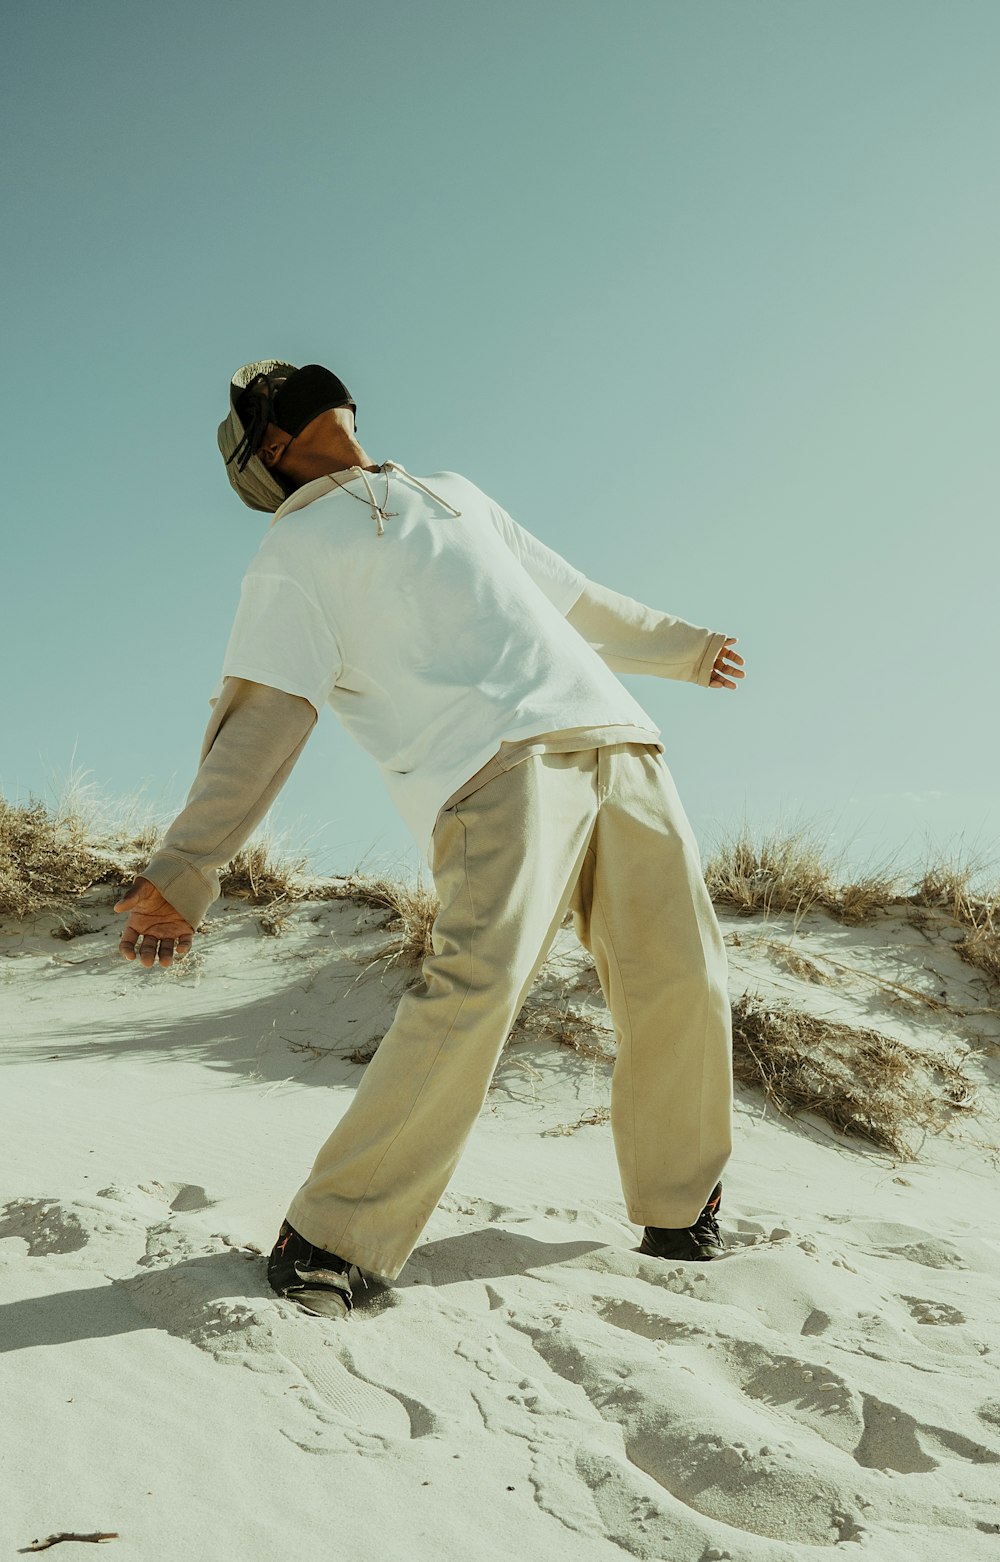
[218,360,358,512]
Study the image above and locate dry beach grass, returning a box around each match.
[730,993,979,1158]
[2,791,997,1161]
[5,791,997,983]
[704,820,1000,985]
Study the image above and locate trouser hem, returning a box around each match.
[284,1203,407,1283]
[626,1169,729,1230]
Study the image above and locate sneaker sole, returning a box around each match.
[284,1285,352,1319]
[637,1237,726,1261]
[272,1262,354,1319]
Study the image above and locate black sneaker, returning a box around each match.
[638,1182,726,1262]
[267,1219,358,1317]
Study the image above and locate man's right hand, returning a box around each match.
[115,877,195,968]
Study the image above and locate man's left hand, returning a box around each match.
[710,637,745,690]
[115,877,195,968]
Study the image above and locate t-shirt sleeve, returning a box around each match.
[218,571,343,713]
[486,504,587,613]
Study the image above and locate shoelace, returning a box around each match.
[694,1206,722,1244]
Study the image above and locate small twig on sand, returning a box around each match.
[21,1535,119,1552]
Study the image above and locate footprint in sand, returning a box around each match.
[505,1292,1000,1551]
[435,1192,528,1224]
[509,1309,871,1547]
[268,1317,420,1453]
[101,1204,423,1460]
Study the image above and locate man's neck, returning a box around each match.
[327,439,378,472]
[293,443,379,481]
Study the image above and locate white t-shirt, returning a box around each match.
[215,465,660,863]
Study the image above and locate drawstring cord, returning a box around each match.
[355,467,398,536]
[382,461,462,523]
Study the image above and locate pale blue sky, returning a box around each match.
[3,1,997,887]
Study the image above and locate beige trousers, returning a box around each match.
[286,743,733,1280]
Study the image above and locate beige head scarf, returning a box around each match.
[217,359,298,513]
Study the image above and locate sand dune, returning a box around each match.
[2,883,999,1559]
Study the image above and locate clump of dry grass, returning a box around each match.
[245,867,440,958]
[352,995,613,1073]
[759,939,839,985]
[911,847,1000,988]
[704,823,834,919]
[49,915,96,942]
[705,827,1000,992]
[543,1107,611,1136]
[0,790,445,965]
[506,999,615,1066]
[255,897,294,937]
[343,874,440,972]
[912,851,985,920]
[704,823,905,925]
[0,793,320,922]
[0,798,127,920]
[343,1038,382,1065]
[955,905,1000,986]
[835,869,909,925]
[234,868,440,949]
[731,992,978,1157]
[219,841,311,904]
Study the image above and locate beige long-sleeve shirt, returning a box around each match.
[139,578,727,928]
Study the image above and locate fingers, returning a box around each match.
[710,640,747,691]
[119,925,157,966]
[138,934,184,969]
[710,658,746,689]
[710,665,744,689]
[118,926,193,968]
[139,936,161,970]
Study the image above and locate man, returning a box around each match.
[116,358,746,1320]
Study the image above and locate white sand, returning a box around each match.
[2,886,999,1560]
